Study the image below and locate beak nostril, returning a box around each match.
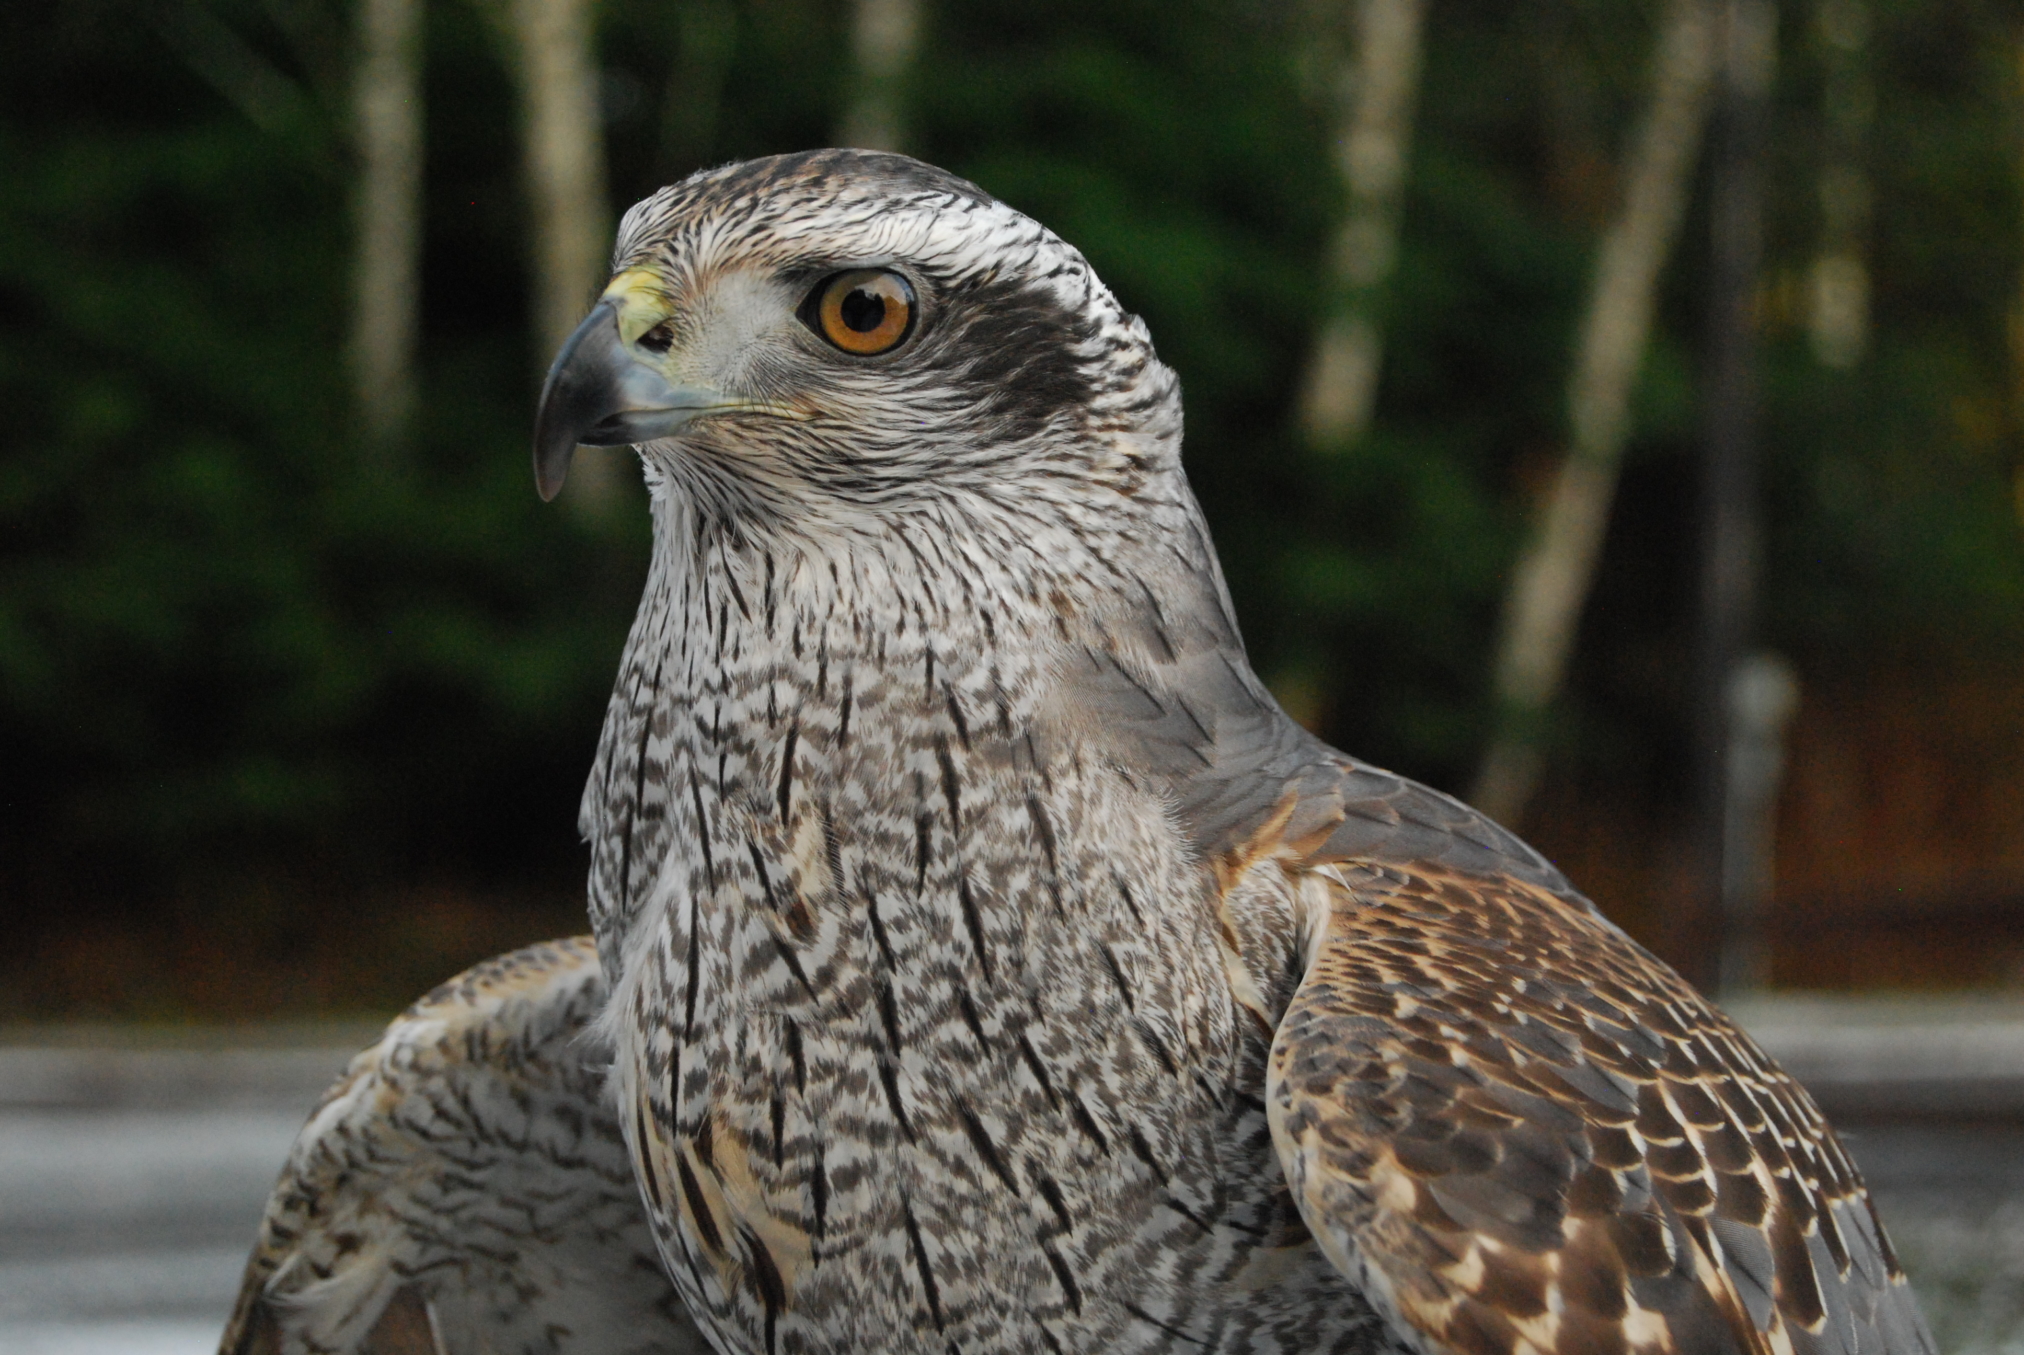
[638,323,675,355]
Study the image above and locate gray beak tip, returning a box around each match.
[533,451,571,502]
[531,301,622,502]
[532,400,580,504]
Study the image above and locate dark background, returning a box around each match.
[5,0,2024,1017]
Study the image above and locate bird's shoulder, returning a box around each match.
[1047,540,1572,899]
[1052,561,1931,1355]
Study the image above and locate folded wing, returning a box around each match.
[219,936,706,1355]
[1266,861,1934,1355]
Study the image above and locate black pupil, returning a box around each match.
[839,287,887,333]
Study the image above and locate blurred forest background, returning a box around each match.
[5,0,2024,1019]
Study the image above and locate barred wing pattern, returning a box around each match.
[1265,860,1934,1355]
[219,937,705,1355]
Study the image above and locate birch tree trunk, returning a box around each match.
[1296,0,1428,452]
[1808,0,1871,369]
[503,0,617,512]
[839,0,920,153]
[1469,0,1719,827]
[351,0,424,455]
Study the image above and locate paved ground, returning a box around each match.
[1841,1123,2024,1355]
[0,1106,306,1353]
[0,1036,373,1355]
[3,1003,2021,1355]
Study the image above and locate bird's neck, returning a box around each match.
[631,487,1079,705]
[581,488,1120,953]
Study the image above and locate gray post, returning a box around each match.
[1720,653,1800,994]
[1693,0,1776,993]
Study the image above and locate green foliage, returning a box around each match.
[0,0,643,904]
[5,0,2024,993]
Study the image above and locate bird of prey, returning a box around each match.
[232,147,1933,1355]
[220,938,705,1355]
[523,148,1934,1355]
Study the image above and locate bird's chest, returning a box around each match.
[592,659,1327,1353]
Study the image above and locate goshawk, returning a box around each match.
[228,149,1932,1355]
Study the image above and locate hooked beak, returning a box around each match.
[531,298,748,502]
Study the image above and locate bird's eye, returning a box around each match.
[808,269,916,356]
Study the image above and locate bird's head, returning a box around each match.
[533,150,1184,541]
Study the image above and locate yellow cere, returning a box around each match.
[601,267,678,348]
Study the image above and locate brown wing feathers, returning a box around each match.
[1264,859,1933,1355]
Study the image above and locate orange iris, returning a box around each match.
[816,270,916,355]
